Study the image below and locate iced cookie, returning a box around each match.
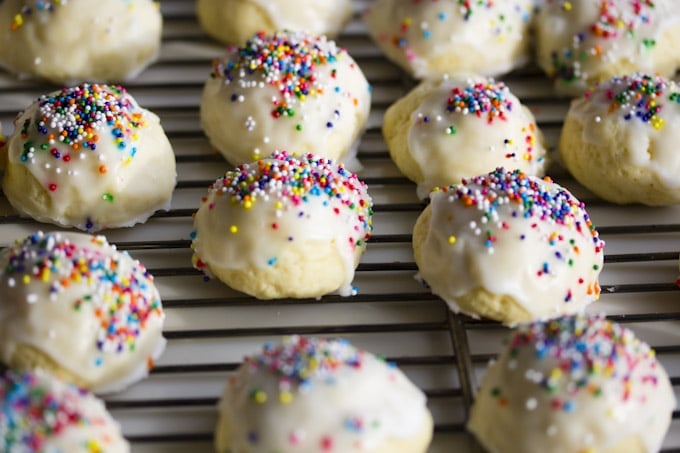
[215,336,433,452]
[412,168,605,325]
[191,151,373,299]
[0,231,166,394]
[468,314,676,453]
[200,30,371,166]
[0,0,162,83]
[560,73,680,206]
[384,76,547,199]
[2,83,177,231]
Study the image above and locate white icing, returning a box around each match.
[251,0,353,37]
[192,152,373,296]
[536,0,680,94]
[406,77,546,199]
[0,231,166,394]
[363,0,533,78]
[217,336,431,452]
[0,0,162,83]
[468,315,676,453]
[1,369,130,452]
[200,31,371,166]
[416,170,604,321]
[566,73,680,191]
[3,83,176,231]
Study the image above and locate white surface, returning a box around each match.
[0,1,678,452]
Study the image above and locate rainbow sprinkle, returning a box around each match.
[493,314,663,412]
[446,79,514,123]
[19,83,144,167]
[590,73,678,130]
[0,231,163,359]
[210,31,346,119]
[0,369,114,452]
[243,336,365,403]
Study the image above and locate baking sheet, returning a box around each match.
[0,1,679,451]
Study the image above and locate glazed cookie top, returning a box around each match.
[404,77,546,197]
[422,168,605,319]
[204,30,371,164]
[363,0,534,78]
[192,151,373,296]
[0,231,166,393]
[536,0,680,94]
[468,314,676,452]
[5,83,175,230]
[0,369,129,453]
[219,335,430,451]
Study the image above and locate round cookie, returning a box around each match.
[191,151,373,299]
[412,168,605,325]
[196,0,353,45]
[0,369,130,452]
[0,231,166,394]
[215,335,433,453]
[0,0,162,84]
[536,0,680,96]
[2,83,177,231]
[384,76,547,199]
[200,30,372,166]
[560,73,680,206]
[363,0,534,79]
[467,314,676,453]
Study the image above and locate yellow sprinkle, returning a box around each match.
[448,236,457,245]
[279,391,293,404]
[86,440,103,453]
[22,275,31,284]
[253,390,267,404]
[562,1,572,11]
[230,225,238,234]
[243,200,253,209]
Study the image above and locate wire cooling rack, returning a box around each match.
[0,1,679,452]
